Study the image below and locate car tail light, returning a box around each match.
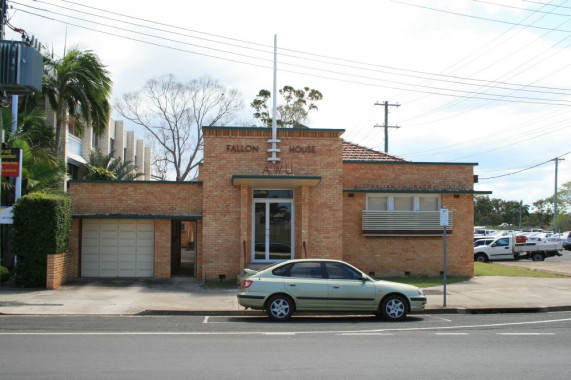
[243,280,253,289]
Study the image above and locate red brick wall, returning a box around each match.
[46,251,78,289]
[69,182,203,215]
[68,182,202,279]
[154,219,171,278]
[201,128,344,280]
[342,162,475,277]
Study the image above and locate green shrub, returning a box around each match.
[85,165,116,180]
[13,193,72,287]
[0,266,9,283]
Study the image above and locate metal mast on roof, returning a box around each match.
[267,34,281,163]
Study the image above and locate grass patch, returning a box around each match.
[474,262,567,278]
[378,276,469,288]
[203,280,239,289]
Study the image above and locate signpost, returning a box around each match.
[440,208,449,307]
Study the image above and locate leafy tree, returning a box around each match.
[42,47,112,154]
[251,86,323,127]
[116,74,243,181]
[86,149,143,181]
[474,196,530,227]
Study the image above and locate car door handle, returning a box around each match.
[332,286,339,289]
[505,247,509,249]
[289,283,296,287]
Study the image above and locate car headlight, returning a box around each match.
[417,288,424,296]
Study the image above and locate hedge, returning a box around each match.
[13,193,72,287]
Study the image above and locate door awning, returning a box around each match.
[232,175,321,188]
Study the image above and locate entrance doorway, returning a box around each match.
[171,220,197,277]
[253,190,293,262]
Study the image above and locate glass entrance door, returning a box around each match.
[253,190,293,261]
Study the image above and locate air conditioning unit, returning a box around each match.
[0,41,43,94]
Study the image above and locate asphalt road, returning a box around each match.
[1,312,570,379]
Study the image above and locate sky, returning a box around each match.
[4,0,571,207]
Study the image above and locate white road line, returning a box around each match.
[339,333,394,336]
[497,333,556,336]
[263,332,296,335]
[202,316,209,324]
[425,315,452,322]
[1,317,569,337]
[435,333,469,335]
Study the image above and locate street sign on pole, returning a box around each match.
[440,208,448,307]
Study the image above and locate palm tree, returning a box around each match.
[1,113,66,205]
[86,149,143,181]
[42,46,112,155]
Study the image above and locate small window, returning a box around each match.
[394,197,413,211]
[368,196,387,211]
[419,197,439,211]
[289,262,323,279]
[254,190,293,199]
[325,262,362,280]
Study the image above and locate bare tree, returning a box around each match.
[116,74,243,181]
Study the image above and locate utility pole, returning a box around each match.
[553,157,564,233]
[374,101,400,153]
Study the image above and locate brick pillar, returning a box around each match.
[239,184,250,268]
[153,219,171,278]
[301,185,310,258]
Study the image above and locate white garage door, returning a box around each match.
[81,219,154,277]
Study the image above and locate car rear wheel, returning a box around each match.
[531,252,545,261]
[475,253,488,263]
[266,295,294,321]
[379,294,408,321]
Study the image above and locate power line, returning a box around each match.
[12,6,571,107]
[475,0,571,17]
[15,0,571,94]
[479,151,571,179]
[392,0,571,33]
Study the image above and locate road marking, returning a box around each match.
[263,332,296,336]
[425,315,452,322]
[203,316,209,324]
[339,333,394,336]
[497,333,556,336]
[0,317,569,337]
[435,333,469,335]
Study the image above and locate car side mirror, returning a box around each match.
[361,275,369,282]
[491,243,496,247]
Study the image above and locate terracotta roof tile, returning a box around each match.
[342,141,406,162]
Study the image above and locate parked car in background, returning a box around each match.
[474,238,495,248]
[238,259,427,321]
[562,231,571,250]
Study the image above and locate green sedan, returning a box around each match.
[237,259,427,321]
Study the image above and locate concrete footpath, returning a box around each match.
[1,275,571,316]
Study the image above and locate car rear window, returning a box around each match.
[272,263,293,277]
[289,262,323,279]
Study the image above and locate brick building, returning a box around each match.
[51,126,490,288]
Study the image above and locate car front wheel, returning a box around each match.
[266,295,294,321]
[379,294,408,321]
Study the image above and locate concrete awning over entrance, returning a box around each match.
[232,175,321,188]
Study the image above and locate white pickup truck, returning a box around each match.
[474,235,563,262]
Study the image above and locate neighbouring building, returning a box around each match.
[48,126,491,289]
[42,100,152,181]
